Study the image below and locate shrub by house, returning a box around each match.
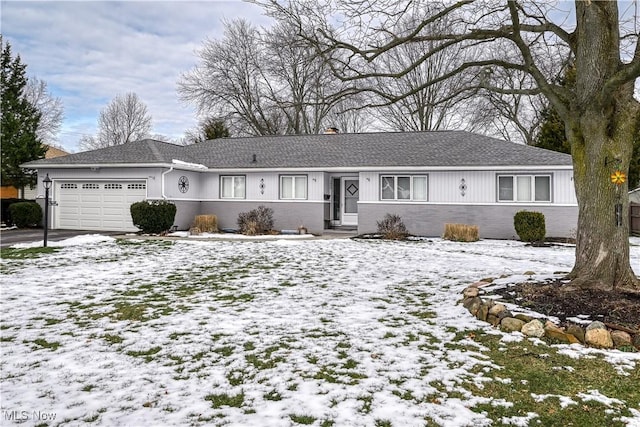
[130,200,177,234]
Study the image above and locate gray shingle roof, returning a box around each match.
[24,131,572,169]
[23,139,195,166]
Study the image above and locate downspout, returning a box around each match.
[161,166,174,200]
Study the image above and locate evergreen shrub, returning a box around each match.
[8,202,42,228]
[514,210,546,243]
[130,200,177,234]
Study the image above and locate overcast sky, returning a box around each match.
[1,0,273,153]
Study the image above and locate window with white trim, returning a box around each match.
[127,183,146,190]
[498,175,551,202]
[220,175,246,199]
[280,175,307,199]
[60,183,77,189]
[82,183,100,190]
[380,175,428,201]
[104,183,123,190]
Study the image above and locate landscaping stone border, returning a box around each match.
[461,281,640,351]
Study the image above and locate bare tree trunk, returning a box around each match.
[563,1,640,293]
[567,93,639,293]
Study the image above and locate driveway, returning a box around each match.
[0,228,123,248]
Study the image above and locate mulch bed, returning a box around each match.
[491,278,640,332]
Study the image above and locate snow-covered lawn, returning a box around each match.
[1,236,639,426]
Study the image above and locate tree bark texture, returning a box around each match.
[564,1,639,292]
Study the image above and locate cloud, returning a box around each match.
[1,0,273,152]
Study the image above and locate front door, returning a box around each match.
[341,177,359,226]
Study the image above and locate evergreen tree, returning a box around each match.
[1,37,45,196]
[201,117,230,140]
[533,106,570,154]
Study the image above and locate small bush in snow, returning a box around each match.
[8,202,42,228]
[237,205,274,235]
[514,210,546,243]
[130,200,177,234]
[377,213,408,240]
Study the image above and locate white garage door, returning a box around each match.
[55,181,147,231]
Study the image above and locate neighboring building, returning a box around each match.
[2,146,69,199]
[22,131,578,239]
[630,187,640,204]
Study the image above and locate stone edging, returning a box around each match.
[461,281,640,350]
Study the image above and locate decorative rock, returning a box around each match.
[610,330,632,348]
[544,328,572,343]
[463,297,482,316]
[585,328,614,349]
[566,334,581,344]
[633,334,640,350]
[497,310,514,320]
[487,314,500,327]
[545,320,562,331]
[514,313,533,323]
[476,301,492,322]
[586,321,607,331]
[469,281,490,288]
[523,271,536,276]
[566,324,585,343]
[521,319,545,338]
[488,303,507,316]
[501,317,526,332]
[543,322,573,343]
[463,287,480,298]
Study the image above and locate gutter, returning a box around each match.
[161,166,174,200]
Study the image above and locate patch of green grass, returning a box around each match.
[0,335,15,342]
[343,359,358,369]
[112,302,149,322]
[205,392,244,408]
[289,414,316,425]
[375,420,392,427]
[169,331,190,340]
[263,390,282,401]
[126,346,161,362]
[0,247,59,259]
[213,346,234,357]
[33,338,60,351]
[243,341,255,351]
[358,394,373,414]
[227,369,251,386]
[457,331,640,426]
[44,318,63,326]
[103,334,124,344]
[82,384,96,392]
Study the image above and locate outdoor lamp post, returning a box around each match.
[43,174,52,247]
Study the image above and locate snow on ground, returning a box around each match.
[1,237,639,426]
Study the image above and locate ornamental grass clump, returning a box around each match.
[193,215,218,233]
[443,223,479,242]
[237,206,274,235]
[514,210,546,243]
[376,213,408,240]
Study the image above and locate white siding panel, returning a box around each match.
[359,172,379,202]
[429,171,495,203]
[553,170,577,204]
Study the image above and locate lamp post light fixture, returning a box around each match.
[43,174,52,247]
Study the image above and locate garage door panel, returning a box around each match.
[55,181,146,232]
